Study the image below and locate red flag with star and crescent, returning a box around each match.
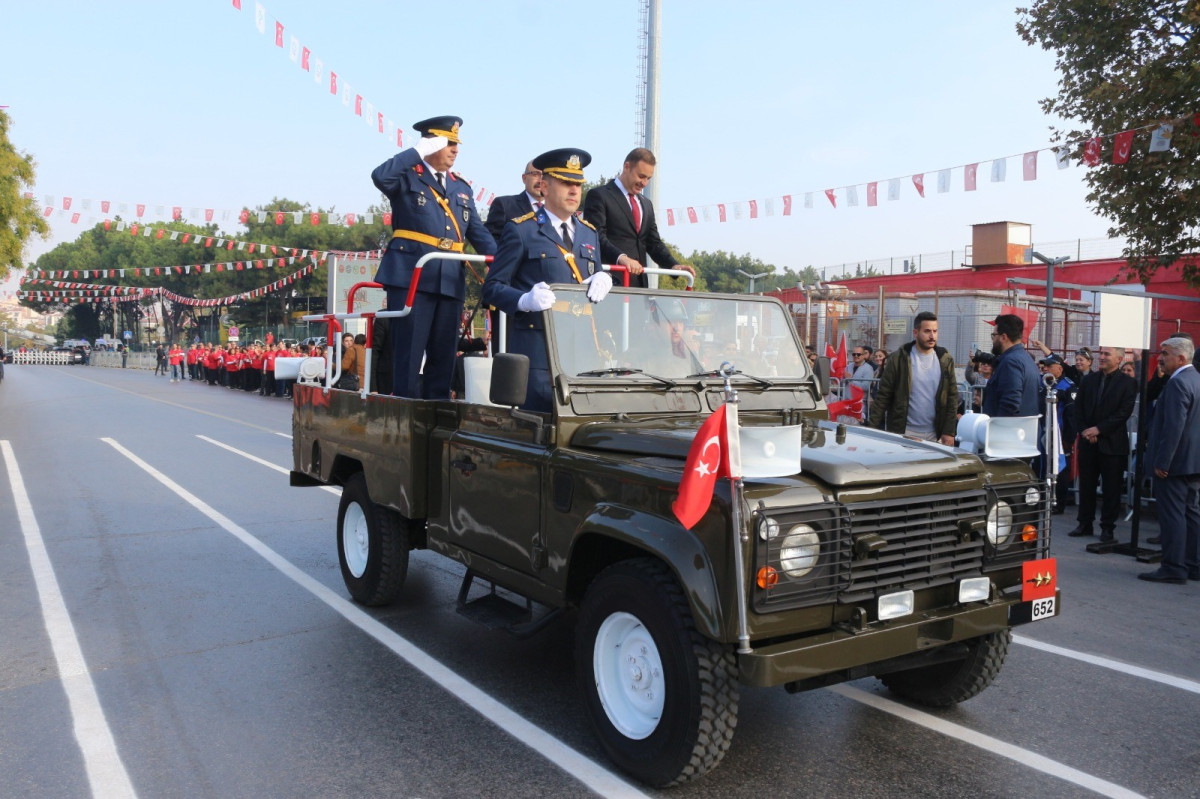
[673,404,732,530]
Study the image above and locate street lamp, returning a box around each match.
[1031,250,1070,353]
[737,269,769,294]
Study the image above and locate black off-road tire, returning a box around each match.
[575,558,739,787]
[880,629,1011,707]
[337,473,409,606]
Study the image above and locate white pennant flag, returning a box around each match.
[293,211,303,224]
[289,36,300,62]
[313,58,324,83]
[257,211,267,223]
[189,207,199,218]
[82,199,92,211]
[342,83,352,107]
[254,3,266,33]
[1055,145,1071,169]
[1148,123,1174,153]
[937,169,951,193]
[170,231,179,240]
[155,205,165,217]
[765,198,775,216]
[887,179,900,201]
[845,186,858,207]
[363,213,374,225]
[804,192,813,209]
[733,203,743,221]
[990,158,1006,182]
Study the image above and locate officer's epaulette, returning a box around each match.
[577,216,597,232]
[451,171,470,184]
[512,211,537,224]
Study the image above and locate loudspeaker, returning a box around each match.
[957,412,1040,459]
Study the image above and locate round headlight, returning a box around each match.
[758,516,780,541]
[987,501,1014,546]
[1025,487,1041,506]
[779,525,820,577]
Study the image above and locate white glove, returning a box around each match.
[517,281,556,312]
[414,135,449,159]
[583,271,613,303]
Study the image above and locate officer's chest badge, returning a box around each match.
[462,209,470,222]
[417,194,427,206]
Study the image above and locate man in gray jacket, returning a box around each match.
[867,311,957,445]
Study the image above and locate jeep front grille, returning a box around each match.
[840,490,987,604]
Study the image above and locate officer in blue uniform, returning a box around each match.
[371,115,496,398]
[482,148,613,412]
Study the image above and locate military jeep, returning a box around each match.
[290,283,1059,787]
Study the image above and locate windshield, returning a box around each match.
[547,287,810,381]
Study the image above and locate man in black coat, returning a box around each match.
[1068,346,1137,542]
[484,160,544,242]
[581,147,692,288]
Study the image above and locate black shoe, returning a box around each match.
[1138,570,1186,585]
[1067,525,1093,537]
[1099,529,1116,543]
[1146,536,1161,545]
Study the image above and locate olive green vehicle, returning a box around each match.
[290,284,1060,787]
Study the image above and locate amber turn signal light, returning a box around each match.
[756,566,778,589]
[1020,524,1037,542]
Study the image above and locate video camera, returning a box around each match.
[971,350,996,367]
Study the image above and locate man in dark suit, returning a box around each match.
[982,314,1040,417]
[1067,346,1137,541]
[371,115,496,399]
[484,161,544,241]
[1140,336,1200,583]
[483,148,612,413]
[582,147,692,288]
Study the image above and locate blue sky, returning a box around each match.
[3,1,1113,293]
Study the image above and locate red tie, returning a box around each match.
[629,193,641,232]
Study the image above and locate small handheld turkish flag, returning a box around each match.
[673,405,730,530]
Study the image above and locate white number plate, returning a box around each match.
[1030,596,1056,620]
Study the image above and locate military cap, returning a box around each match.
[1040,353,1065,367]
[533,148,591,184]
[413,115,463,143]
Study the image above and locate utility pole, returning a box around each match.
[1031,251,1070,352]
[639,0,662,287]
[738,269,768,294]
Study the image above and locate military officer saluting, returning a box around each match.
[371,115,496,399]
[482,148,613,412]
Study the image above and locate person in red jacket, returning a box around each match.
[168,344,184,383]
[185,344,200,381]
[224,345,241,389]
[246,344,264,392]
[204,345,220,385]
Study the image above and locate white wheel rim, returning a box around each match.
[343,502,369,578]
[593,611,664,740]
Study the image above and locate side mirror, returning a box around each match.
[490,353,529,407]
[814,356,831,397]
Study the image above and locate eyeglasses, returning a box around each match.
[523,171,542,178]
[852,352,864,357]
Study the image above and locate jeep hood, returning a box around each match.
[570,421,981,486]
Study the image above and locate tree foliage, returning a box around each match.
[0,110,50,281]
[1017,0,1200,286]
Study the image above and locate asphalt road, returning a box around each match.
[1,363,1197,799]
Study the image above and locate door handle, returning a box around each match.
[451,457,477,476]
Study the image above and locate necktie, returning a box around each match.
[436,172,446,191]
[535,201,543,211]
[560,222,573,249]
[629,192,641,231]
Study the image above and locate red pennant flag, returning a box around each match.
[1023,151,1038,180]
[182,233,191,243]
[204,237,213,247]
[686,207,697,224]
[130,224,139,236]
[103,219,111,231]
[989,304,1040,345]
[330,71,338,94]
[175,266,182,274]
[912,174,925,198]
[275,21,284,46]
[347,213,356,226]
[156,229,164,239]
[827,385,864,420]
[154,268,161,276]
[824,189,836,208]
[718,204,726,222]
[256,260,264,269]
[354,95,362,116]
[136,204,145,217]
[749,200,758,218]
[275,212,284,225]
[1083,137,1101,166]
[227,240,235,250]
[311,213,320,226]
[63,197,72,210]
[271,245,278,255]
[216,264,224,272]
[782,195,793,216]
[240,209,250,224]
[301,46,310,70]
[232,0,241,9]
[378,112,384,133]
[71,212,80,224]
[43,206,52,217]
[397,129,403,147]
[249,243,256,253]
[672,404,730,530]
[867,182,878,207]
[172,206,182,221]
[204,209,214,222]
[667,209,675,226]
[236,262,244,271]
[1112,130,1135,164]
[383,212,392,226]
[965,163,979,191]
[101,200,110,213]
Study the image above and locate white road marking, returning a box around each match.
[1,441,138,799]
[830,684,1145,799]
[195,435,339,495]
[102,437,648,799]
[1014,634,1200,695]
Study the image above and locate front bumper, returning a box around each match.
[739,589,1060,688]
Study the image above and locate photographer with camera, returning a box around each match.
[965,349,995,413]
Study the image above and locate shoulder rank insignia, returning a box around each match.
[577,216,597,231]
[512,211,537,224]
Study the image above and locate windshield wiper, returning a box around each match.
[685,369,776,388]
[576,367,678,387]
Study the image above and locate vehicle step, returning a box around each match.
[456,592,533,630]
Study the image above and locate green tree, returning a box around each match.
[1017,1,1200,286]
[0,110,50,281]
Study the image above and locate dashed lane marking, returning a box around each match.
[195,435,338,495]
[102,437,649,799]
[1013,634,1200,695]
[2,440,138,799]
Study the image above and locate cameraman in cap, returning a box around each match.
[1039,353,1078,513]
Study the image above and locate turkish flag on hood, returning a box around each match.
[673,404,732,530]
